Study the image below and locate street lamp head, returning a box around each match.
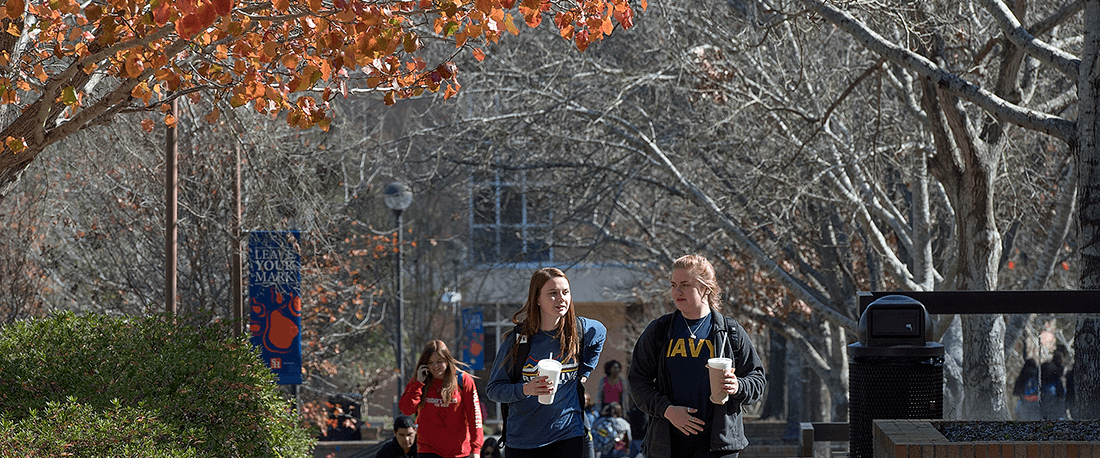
[384,181,413,211]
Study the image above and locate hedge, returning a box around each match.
[0,312,313,457]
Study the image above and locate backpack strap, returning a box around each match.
[509,327,530,383]
[573,318,589,427]
[499,325,530,449]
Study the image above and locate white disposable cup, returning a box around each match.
[707,357,733,404]
[536,358,563,405]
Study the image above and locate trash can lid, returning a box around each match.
[858,294,933,347]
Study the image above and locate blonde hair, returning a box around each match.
[672,254,722,311]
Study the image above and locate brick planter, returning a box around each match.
[873,419,1099,458]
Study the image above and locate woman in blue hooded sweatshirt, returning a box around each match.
[485,267,606,458]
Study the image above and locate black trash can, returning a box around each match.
[848,295,943,458]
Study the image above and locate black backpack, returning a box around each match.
[498,318,591,454]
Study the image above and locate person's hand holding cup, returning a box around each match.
[535,359,562,405]
[523,374,553,397]
[706,357,733,404]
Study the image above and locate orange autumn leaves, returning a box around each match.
[172,0,234,38]
[0,0,643,146]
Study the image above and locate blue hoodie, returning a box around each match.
[485,316,606,449]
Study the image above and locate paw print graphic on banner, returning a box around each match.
[250,288,301,353]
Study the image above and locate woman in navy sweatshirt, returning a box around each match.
[629,254,766,458]
[485,267,607,458]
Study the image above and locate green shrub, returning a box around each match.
[0,312,313,457]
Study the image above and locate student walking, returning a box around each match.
[399,340,484,458]
[629,254,766,458]
[485,267,607,458]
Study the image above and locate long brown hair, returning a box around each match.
[507,267,580,368]
[413,340,468,405]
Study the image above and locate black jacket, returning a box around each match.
[628,310,766,458]
[374,438,417,458]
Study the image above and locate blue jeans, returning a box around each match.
[504,435,584,458]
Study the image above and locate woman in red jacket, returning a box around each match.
[400,340,484,458]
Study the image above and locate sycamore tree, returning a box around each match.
[0,0,644,200]
[319,0,1096,421]
[770,0,1099,419]
[365,0,1088,424]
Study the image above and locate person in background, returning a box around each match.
[1040,344,1070,420]
[592,402,632,458]
[598,360,629,411]
[629,254,766,458]
[485,267,607,458]
[375,415,418,458]
[584,392,600,429]
[399,340,484,458]
[1012,358,1041,420]
[480,437,503,458]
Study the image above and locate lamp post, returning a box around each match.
[445,255,463,351]
[384,181,412,416]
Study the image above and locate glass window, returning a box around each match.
[500,185,523,225]
[499,229,523,262]
[525,190,551,224]
[526,227,551,262]
[469,171,553,265]
[472,185,497,225]
[471,227,497,265]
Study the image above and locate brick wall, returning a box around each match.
[873,419,1098,458]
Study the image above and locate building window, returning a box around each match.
[470,170,552,265]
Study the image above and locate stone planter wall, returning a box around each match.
[873,419,1099,458]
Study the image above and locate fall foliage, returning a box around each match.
[0,0,644,197]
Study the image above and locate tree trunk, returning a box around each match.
[830,325,850,422]
[786,347,804,433]
[1075,0,1100,421]
[761,329,787,420]
[961,315,1009,418]
[1073,319,1100,419]
[955,159,1009,418]
[942,315,965,419]
[921,75,1009,418]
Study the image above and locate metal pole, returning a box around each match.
[395,208,405,416]
[232,142,242,334]
[165,97,178,316]
[454,259,461,353]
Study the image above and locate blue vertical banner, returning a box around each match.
[460,309,484,370]
[248,231,303,385]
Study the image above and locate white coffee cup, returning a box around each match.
[707,357,733,404]
[536,358,563,405]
